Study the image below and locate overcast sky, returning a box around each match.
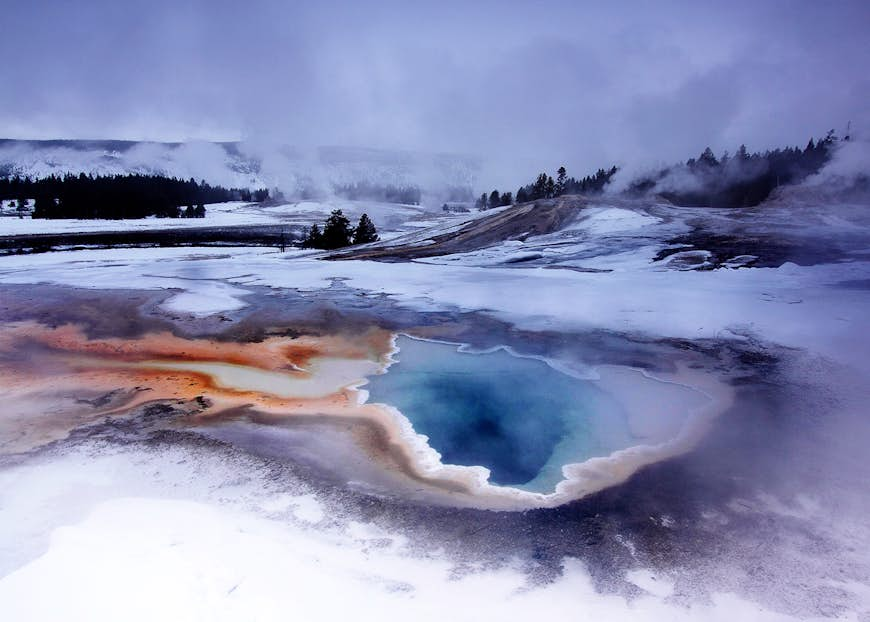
[3,0,869,179]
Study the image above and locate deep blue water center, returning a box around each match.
[365,336,626,489]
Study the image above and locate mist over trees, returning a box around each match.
[522,166,619,200]
[477,165,619,209]
[0,173,269,219]
[626,132,842,207]
[333,181,421,205]
[474,130,845,211]
[1,131,847,221]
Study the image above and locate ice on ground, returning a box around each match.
[1,194,869,619]
[626,569,675,598]
[0,198,438,237]
[290,495,326,523]
[657,250,714,270]
[0,445,839,622]
[1,202,272,234]
[2,244,867,372]
[162,280,252,317]
[257,493,324,523]
[562,206,661,234]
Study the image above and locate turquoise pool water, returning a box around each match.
[365,336,638,491]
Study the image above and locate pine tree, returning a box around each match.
[500,191,512,206]
[516,187,528,203]
[320,209,353,249]
[302,223,323,248]
[699,147,719,167]
[488,190,500,209]
[353,213,379,244]
[32,195,54,219]
[544,176,555,198]
[556,166,567,195]
[533,173,548,200]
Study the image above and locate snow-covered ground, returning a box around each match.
[2,193,870,620]
[0,199,440,237]
[1,240,866,372]
[3,443,840,622]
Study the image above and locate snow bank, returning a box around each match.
[563,206,661,234]
[0,199,436,236]
[0,446,839,622]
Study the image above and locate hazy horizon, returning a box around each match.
[3,0,869,186]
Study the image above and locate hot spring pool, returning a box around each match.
[365,336,696,492]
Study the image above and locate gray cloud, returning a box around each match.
[2,0,869,188]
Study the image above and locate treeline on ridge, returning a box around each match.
[627,131,842,207]
[476,130,846,210]
[0,174,270,219]
[476,166,619,210]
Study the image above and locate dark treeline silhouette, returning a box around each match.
[245,188,271,203]
[628,131,842,207]
[476,129,844,211]
[333,181,421,205]
[0,173,270,219]
[477,165,619,210]
[302,210,379,250]
[475,190,513,210]
[519,165,619,203]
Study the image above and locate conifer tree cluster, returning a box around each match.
[477,165,618,209]
[627,131,841,207]
[516,166,619,203]
[302,210,379,249]
[0,173,269,219]
[474,190,513,210]
[472,129,844,210]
